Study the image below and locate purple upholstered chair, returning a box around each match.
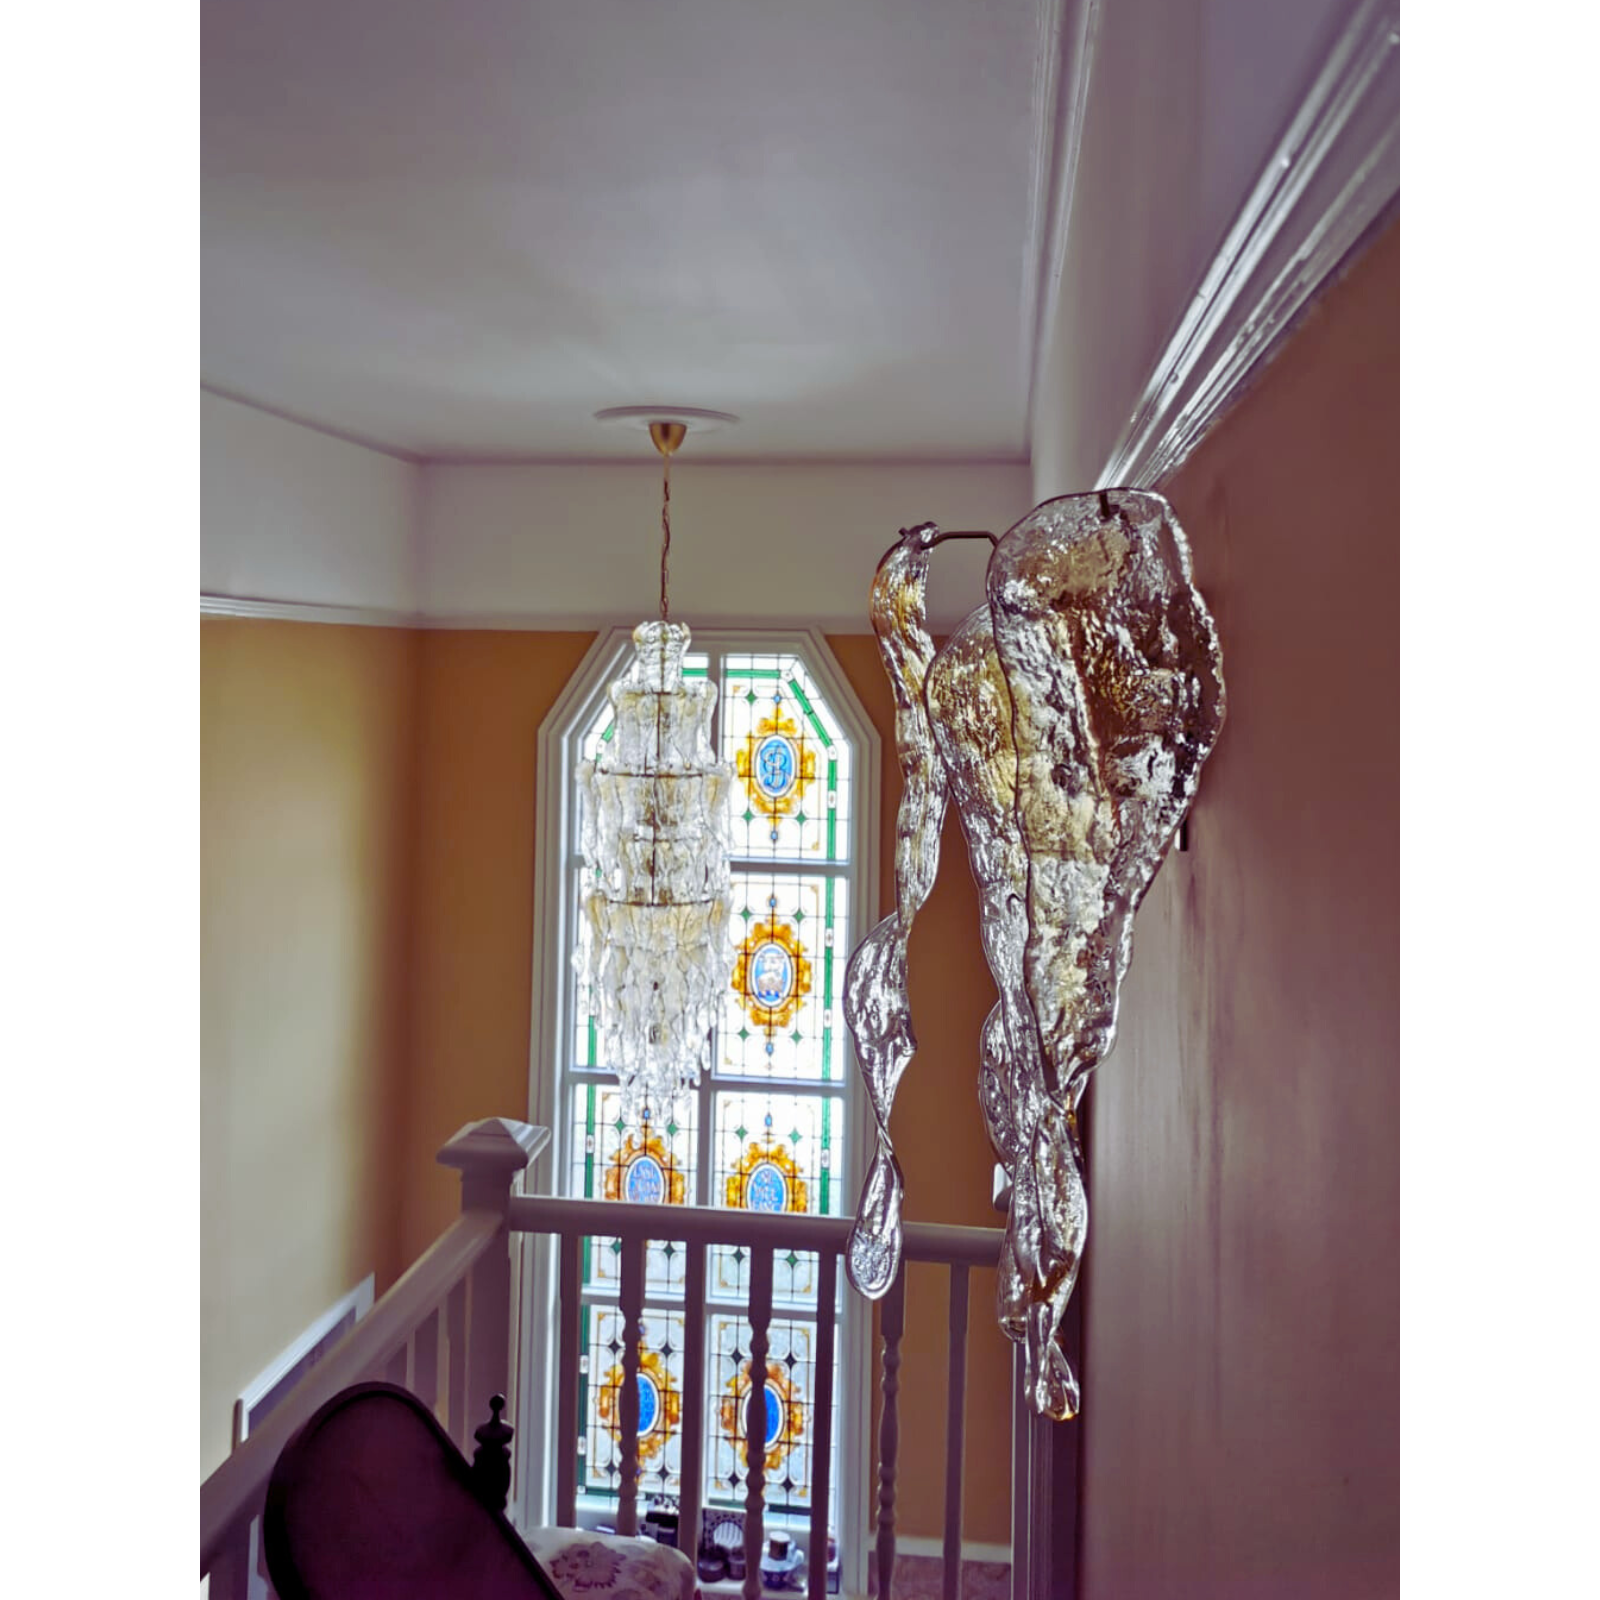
[263,1382,565,1600]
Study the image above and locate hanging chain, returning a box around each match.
[659,452,672,623]
[652,445,671,909]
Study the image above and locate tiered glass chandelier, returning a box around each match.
[575,419,734,1120]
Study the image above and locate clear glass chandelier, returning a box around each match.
[575,420,733,1120]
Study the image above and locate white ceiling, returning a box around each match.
[203,0,1045,460]
[202,0,1385,465]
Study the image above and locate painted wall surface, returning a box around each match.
[200,618,418,1479]
[401,628,598,1255]
[201,389,420,611]
[1046,223,1400,1596]
[400,629,1013,1546]
[419,462,1031,633]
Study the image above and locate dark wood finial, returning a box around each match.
[472,1394,515,1513]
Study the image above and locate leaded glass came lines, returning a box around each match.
[558,640,856,1531]
[722,872,848,1083]
[722,655,852,863]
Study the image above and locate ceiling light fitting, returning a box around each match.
[592,405,740,435]
[841,492,1227,1421]
[574,416,735,1121]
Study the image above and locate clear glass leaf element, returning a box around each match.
[842,527,948,1298]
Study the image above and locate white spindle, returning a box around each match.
[677,1240,707,1561]
[254,1507,273,1598]
[877,1266,907,1600]
[556,1231,581,1527]
[617,1233,645,1535]
[207,1515,251,1600]
[807,1251,838,1600]
[743,1247,774,1600]
[1025,1388,1052,1600]
[385,1343,408,1386]
[447,1277,469,1451]
[942,1264,969,1600]
[1009,1343,1029,1600]
[438,1119,546,1456]
[414,1306,441,1416]
[1005,1332,1054,1600]
[466,1240,511,1450]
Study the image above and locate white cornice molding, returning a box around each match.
[1018,0,1067,418]
[199,595,889,635]
[1023,0,1104,444]
[201,383,423,464]
[1098,0,1399,491]
[200,594,421,628]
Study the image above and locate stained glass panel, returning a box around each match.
[711,1089,842,1309]
[722,871,848,1083]
[577,1305,686,1500]
[704,1312,834,1523]
[721,654,852,864]
[568,1081,698,1295]
[560,638,856,1533]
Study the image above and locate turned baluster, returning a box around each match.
[877,1265,907,1600]
[743,1247,774,1600]
[617,1233,645,1535]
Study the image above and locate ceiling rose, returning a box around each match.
[593,405,740,436]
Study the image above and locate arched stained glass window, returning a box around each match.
[526,630,877,1573]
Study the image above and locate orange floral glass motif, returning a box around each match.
[724,1130,809,1214]
[597,1346,682,1465]
[735,712,817,830]
[732,918,813,1038]
[602,1123,688,1207]
[718,1358,806,1474]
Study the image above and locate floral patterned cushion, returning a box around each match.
[524,1527,698,1600]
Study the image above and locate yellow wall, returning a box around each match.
[401,629,598,1259]
[200,618,419,1478]
[1071,222,1400,1595]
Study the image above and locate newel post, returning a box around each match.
[437,1118,549,1455]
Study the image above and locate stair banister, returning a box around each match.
[200,1117,547,1592]
[203,1122,1034,1600]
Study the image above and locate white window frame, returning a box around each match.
[518,625,881,1592]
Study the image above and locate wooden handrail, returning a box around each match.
[200,1208,502,1570]
[508,1192,1005,1265]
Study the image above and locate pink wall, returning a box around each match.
[1074,221,1399,1597]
